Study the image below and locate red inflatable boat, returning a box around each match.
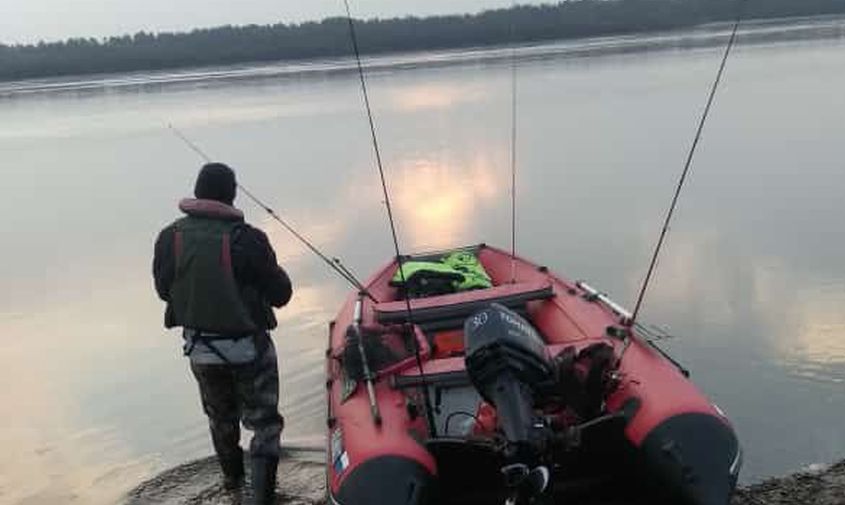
[325,244,741,505]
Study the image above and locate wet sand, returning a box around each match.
[126,453,325,505]
[126,455,845,505]
[733,460,845,505]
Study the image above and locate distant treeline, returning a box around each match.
[2,0,845,81]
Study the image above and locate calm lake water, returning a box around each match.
[1,16,844,505]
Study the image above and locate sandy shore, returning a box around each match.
[733,460,845,505]
[127,456,845,504]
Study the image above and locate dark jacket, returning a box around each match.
[153,199,292,331]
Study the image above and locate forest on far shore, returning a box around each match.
[2,0,844,81]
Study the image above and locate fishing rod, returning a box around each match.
[168,124,376,302]
[341,0,438,437]
[509,1,519,285]
[352,294,382,425]
[629,1,747,327]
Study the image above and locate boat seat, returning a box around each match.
[392,369,471,390]
[375,280,555,330]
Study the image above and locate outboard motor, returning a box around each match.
[464,303,554,502]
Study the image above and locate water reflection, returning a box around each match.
[0,301,158,504]
[255,148,505,265]
[274,283,343,337]
[260,213,350,267]
[633,228,741,327]
[0,81,357,142]
[753,262,845,377]
[791,295,845,368]
[393,155,503,250]
[637,228,845,383]
[388,82,487,112]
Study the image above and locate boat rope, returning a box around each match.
[629,1,746,326]
[168,124,376,301]
[509,1,519,284]
[341,0,438,436]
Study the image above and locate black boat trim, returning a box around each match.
[392,370,472,390]
[334,455,434,505]
[376,284,555,327]
[639,412,741,505]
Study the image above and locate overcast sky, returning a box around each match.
[0,0,554,44]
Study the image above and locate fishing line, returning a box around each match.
[341,0,437,437]
[509,1,519,284]
[168,124,375,300]
[629,1,747,326]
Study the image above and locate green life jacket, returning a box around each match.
[169,216,258,334]
[392,261,465,284]
[442,251,493,291]
[390,251,493,296]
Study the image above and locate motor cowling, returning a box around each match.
[464,303,553,461]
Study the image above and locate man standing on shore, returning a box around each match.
[153,163,292,503]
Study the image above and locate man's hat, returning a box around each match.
[194,163,237,205]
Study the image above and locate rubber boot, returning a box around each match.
[250,456,278,505]
[220,450,245,490]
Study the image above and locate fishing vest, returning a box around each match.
[168,216,258,334]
